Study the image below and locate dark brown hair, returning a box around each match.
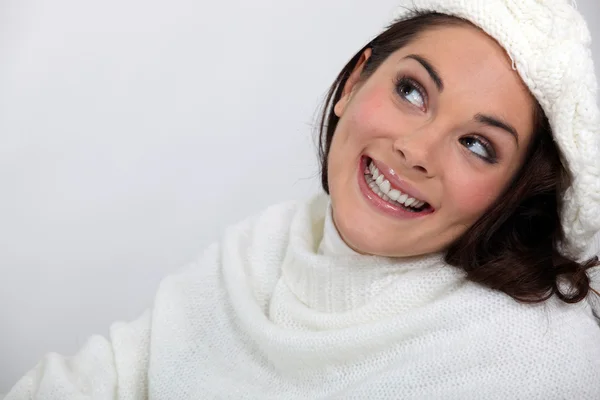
[317,11,599,304]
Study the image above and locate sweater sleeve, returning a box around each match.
[3,310,152,400]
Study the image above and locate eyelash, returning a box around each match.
[393,74,498,164]
[459,136,498,164]
[393,75,428,111]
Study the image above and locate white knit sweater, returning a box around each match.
[5,195,600,399]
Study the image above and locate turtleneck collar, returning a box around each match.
[279,196,461,315]
[317,202,359,256]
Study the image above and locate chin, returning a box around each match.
[333,207,418,257]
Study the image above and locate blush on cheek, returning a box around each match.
[448,178,504,221]
[349,86,391,139]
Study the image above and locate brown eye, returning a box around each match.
[395,77,426,110]
[459,136,498,164]
[399,82,414,95]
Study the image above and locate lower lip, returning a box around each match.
[357,156,434,219]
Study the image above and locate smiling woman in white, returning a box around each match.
[5,0,600,399]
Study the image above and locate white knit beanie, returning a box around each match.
[393,0,600,258]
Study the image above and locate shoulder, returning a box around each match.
[472,287,600,387]
[222,194,327,253]
[531,299,600,393]
[439,284,600,395]
[152,195,317,300]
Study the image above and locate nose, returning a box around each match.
[392,129,438,177]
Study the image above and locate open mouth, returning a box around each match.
[360,156,434,216]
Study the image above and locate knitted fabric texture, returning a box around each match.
[5,195,600,399]
[393,0,600,257]
[317,202,359,256]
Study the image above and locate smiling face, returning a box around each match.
[327,24,537,257]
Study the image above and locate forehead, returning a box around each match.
[410,25,530,92]
[400,25,518,85]
[383,24,535,135]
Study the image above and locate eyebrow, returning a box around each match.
[405,54,444,92]
[474,113,519,146]
[403,55,519,146]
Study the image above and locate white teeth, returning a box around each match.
[365,160,427,210]
[388,189,400,201]
[380,180,391,194]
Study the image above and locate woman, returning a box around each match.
[5,0,600,399]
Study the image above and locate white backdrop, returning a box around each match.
[1,0,599,392]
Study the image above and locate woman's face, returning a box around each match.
[328,24,536,257]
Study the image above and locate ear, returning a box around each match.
[334,48,373,117]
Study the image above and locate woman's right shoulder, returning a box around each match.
[154,196,311,291]
[234,198,303,233]
[142,197,310,342]
[222,194,325,251]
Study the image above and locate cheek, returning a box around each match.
[342,86,392,142]
[444,171,507,221]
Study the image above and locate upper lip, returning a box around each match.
[369,157,432,206]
